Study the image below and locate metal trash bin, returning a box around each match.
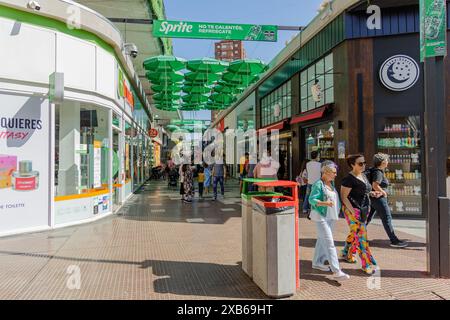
[252,195,296,298]
[241,178,281,279]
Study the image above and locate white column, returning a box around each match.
[57,101,80,195]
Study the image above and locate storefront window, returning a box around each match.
[55,102,110,196]
[376,116,423,216]
[124,121,132,184]
[260,80,292,127]
[300,53,334,113]
[304,121,335,161]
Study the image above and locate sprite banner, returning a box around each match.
[153,20,278,42]
[420,0,447,62]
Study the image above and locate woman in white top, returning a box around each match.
[308,161,349,281]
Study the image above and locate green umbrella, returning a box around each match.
[180,105,204,111]
[153,92,181,100]
[151,84,182,92]
[222,71,255,83]
[210,93,234,105]
[214,85,244,95]
[147,71,184,83]
[186,58,229,73]
[206,102,227,110]
[227,59,267,75]
[166,124,181,131]
[185,72,221,84]
[182,94,210,104]
[143,55,186,72]
[183,85,212,94]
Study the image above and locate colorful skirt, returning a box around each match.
[341,206,377,272]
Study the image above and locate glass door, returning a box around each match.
[375,116,423,217]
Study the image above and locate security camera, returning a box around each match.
[124,43,138,58]
[27,1,41,11]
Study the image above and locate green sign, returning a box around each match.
[153,20,278,42]
[420,0,447,62]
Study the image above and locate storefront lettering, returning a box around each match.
[0,131,30,140]
[0,203,26,210]
[0,117,42,130]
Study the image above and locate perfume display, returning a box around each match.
[11,160,39,191]
[376,116,422,216]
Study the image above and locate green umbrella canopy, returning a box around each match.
[227,59,267,75]
[151,84,182,92]
[180,105,204,111]
[206,102,227,110]
[186,58,229,73]
[222,71,255,83]
[166,124,181,131]
[153,92,181,100]
[182,94,210,104]
[214,84,244,95]
[146,71,185,83]
[210,93,235,105]
[185,72,221,84]
[183,85,212,94]
[143,55,186,72]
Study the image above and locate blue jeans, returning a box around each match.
[313,219,341,273]
[368,196,399,243]
[213,176,224,199]
[303,184,312,212]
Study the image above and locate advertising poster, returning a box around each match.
[420,0,447,61]
[93,140,102,188]
[153,20,278,42]
[0,93,50,233]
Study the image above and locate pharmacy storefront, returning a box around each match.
[0,3,153,236]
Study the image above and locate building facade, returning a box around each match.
[214,40,246,62]
[213,0,450,219]
[0,0,165,236]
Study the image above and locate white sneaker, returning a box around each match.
[312,264,331,272]
[332,271,350,281]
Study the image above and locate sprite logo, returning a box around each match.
[159,21,193,34]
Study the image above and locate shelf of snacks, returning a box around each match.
[376,116,423,216]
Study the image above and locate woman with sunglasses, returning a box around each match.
[309,160,350,281]
[340,154,382,275]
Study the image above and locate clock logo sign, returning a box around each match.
[379,55,420,91]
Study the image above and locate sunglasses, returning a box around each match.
[356,162,366,167]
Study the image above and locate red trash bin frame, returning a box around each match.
[253,180,299,290]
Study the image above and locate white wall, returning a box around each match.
[0,16,120,105]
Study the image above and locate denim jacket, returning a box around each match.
[308,179,341,217]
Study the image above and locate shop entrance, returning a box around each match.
[278,138,292,180]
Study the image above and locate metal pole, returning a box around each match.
[424,56,447,277]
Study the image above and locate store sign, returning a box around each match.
[420,0,447,62]
[148,128,159,138]
[153,20,278,42]
[118,68,134,109]
[379,55,420,91]
[0,94,50,234]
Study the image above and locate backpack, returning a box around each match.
[364,167,380,185]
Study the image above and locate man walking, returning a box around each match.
[212,157,227,201]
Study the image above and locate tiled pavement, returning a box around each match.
[0,180,449,300]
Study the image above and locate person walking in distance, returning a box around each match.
[203,163,211,196]
[303,151,322,216]
[340,154,382,275]
[197,165,205,198]
[309,161,349,281]
[366,153,408,248]
[212,157,227,201]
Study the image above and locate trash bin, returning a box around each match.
[241,178,281,279]
[251,195,296,298]
[251,180,299,298]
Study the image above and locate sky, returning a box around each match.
[163,0,324,120]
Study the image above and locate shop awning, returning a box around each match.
[290,105,329,125]
[257,120,287,133]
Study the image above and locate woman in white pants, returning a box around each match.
[309,161,349,281]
